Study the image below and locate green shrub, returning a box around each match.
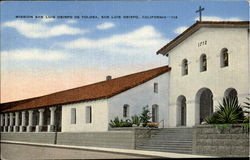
[109,117,132,127]
[109,105,153,128]
[243,96,250,123]
[204,97,245,124]
[243,97,250,112]
[131,114,140,126]
[120,119,132,127]
[109,116,121,127]
[140,105,151,127]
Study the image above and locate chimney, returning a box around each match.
[106,75,112,81]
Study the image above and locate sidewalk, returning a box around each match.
[1,140,213,158]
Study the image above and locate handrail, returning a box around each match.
[158,119,164,128]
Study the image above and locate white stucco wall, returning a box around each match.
[167,27,249,127]
[61,99,108,132]
[108,72,170,128]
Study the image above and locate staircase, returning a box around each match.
[136,127,193,154]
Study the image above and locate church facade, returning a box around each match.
[157,21,249,127]
[0,21,249,132]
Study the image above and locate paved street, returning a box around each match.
[0,143,157,159]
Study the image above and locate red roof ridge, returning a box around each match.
[157,21,249,55]
[1,65,171,112]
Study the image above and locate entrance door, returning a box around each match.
[181,98,186,126]
[177,95,186,126]
[199,88,213,124]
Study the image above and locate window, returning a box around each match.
[182,59,188,76]
[86,106,92,123]
[71,108,76,124]
[123,104,129,118]
[152,105,159,123]
[154,83,158,93]
[220,48,229,68]
[200,54,207,72]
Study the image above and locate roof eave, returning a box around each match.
[156,21,249,56]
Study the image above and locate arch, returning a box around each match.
[224,88,238,100]
[152,104,159,123]
[200,54,207,72]
[195,88,213,124]
[220,48,229,68]
[176,95,187,126]
[181,59,188,76]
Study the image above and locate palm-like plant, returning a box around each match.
[131,114,140,126]
[109,116,121,127]
[216,97,244,123]
[205,97,244,124]
[243,96,250,123]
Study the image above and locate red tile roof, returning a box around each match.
[1,66,171,113]
[157,21,249,55]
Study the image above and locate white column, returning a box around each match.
[21,111,26,126]
[38,109,45,126]
[4,113,8,132]
[50,107,56,125]
[20,111,26,132]
[48,107,56,132]
[0,114,3,132]
[27,110,33,132]
[8,113,14,132]
[36,109,45,132]
[14,112,20,132]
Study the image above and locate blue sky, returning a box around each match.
[0,1,249,102]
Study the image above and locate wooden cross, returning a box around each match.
[196,6,205,21]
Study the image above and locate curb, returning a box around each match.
[0,140,213,158]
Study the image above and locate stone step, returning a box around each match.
[137,146,192,151]
[137,148,193,154]
[138,141,192,145]
[137,145,192,149]
[136,128,193,154]
[157,132,192,135]
[154,132,192,135]
[149,138,192,141]
[137,146,192,150]
[137,145,192,150]
[139,140,192,145]
[151,134,192,137]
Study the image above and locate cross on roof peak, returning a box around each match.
[196,6,205,21]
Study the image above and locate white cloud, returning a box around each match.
[96,22,115,30]
[1,49,71,61]
[3,20,87,38]
[62,25,168,55]
[174,26,188,34]
[67,20,77,24]
[195,16,242,21]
